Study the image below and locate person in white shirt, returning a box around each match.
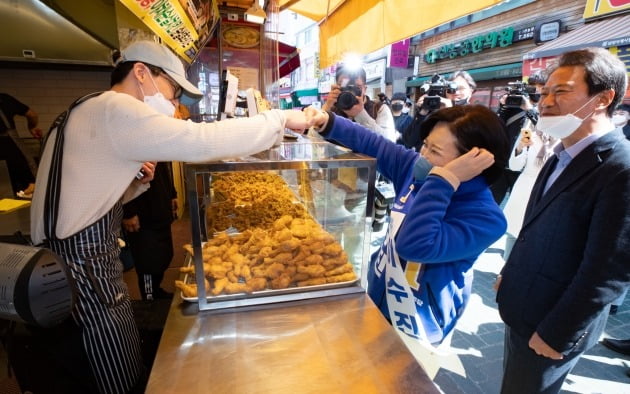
[30,40,314,394]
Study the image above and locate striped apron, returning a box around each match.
[42,93,144,394]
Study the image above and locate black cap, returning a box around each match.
[392,92,407,102]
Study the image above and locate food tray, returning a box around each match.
[179,253,359,303]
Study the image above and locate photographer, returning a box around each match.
[322,64,396,142]
[401,70,476,150]
[491,73,544,204]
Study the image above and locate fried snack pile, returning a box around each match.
[181,215,357,297]
[207,172,308,233]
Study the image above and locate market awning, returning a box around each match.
[278,41,301,78]
[523,14,630,60]
[280,0,503,68]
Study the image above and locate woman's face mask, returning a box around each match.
[139,69,176,117]
[413,155,433,181]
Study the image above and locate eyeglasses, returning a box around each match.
[160,72,183,100]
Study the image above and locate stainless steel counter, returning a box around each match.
[146,293,439,394]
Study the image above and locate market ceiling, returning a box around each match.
[279,0,505,68]
[0,0,504,68]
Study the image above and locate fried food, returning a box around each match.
[326,272,357,283]
[325,263,354,277]
[247,277,267,292]
[265,262,285,279]
[297,278,327,287]
[297,264,326,277]
[212,277,230,295]
[225,282,252,294]
[270,274,292,290]
[175,279,210,298]
[182,190,360,296]
[303,254,324,266]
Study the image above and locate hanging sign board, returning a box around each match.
[583,0,630,20]
[120,0,215,63]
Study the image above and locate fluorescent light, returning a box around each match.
[245,3,266,24]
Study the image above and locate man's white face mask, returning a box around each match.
[612,113,628,127]
[536,95,598,139]
[139,69,176,117]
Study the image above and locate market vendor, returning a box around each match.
[28,40,316,394]
[305,105,508,346]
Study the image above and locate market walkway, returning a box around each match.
[423,237,630,394]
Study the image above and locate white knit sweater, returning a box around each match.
[31,91,286,244]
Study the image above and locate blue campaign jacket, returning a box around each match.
[321,114,507,343]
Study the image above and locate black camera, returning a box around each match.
[336,85,363,111]
[419,74,458,111]
[504,81,540,108]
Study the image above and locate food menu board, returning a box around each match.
[227,67,259,91]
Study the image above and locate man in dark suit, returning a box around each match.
[495,47,630,393]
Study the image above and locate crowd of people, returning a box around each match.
[313,46,629,393]
[2,38,628,394]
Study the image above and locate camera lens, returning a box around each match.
[337,91,359,110]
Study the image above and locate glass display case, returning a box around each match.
[181,136,376,310]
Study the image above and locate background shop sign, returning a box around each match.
[522,56,558,80]
[389,39,410,68]
[365,58,386,83]
[424,27,514,64]
[583,0,630,20]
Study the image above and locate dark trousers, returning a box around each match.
[501,326,582,394]
[127,225,173,300]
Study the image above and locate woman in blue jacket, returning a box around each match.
[310,105,508,345]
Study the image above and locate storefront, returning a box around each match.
[523,12,630,102]
[405,0,587,109]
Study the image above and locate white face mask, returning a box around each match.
[536,95,597,139]
[612,114,627,127]
[402,106,410,114]
[139,70,175,117]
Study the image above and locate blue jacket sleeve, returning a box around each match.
[322,113,418,191]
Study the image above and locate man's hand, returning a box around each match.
[443,147,494,182]
[322,84,341,111]
[29,127,43,139]
[303,107,329,130]
[493,274,502,292]
[136,161,156,184]
[529,332,563,360]
[283,109,316,133]
[122,215,141,232]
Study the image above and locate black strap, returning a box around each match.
[44,92,104,241]
[506,110,526,127]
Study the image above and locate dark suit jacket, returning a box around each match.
[497,129,630,354]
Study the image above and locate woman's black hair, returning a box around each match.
[418,105,510,184]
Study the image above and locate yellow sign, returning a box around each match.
[120,0,199,62]
[583,0,630,20]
